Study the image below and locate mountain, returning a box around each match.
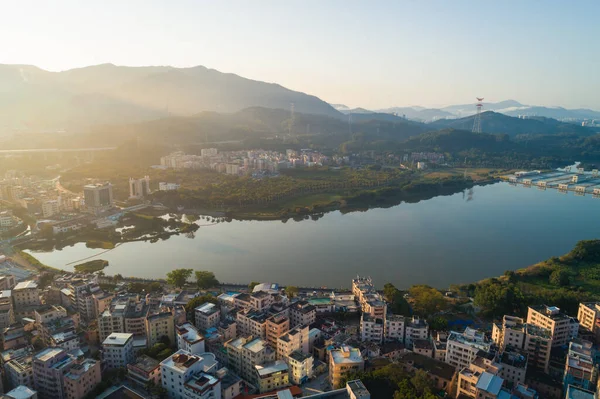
[0,63,342,132]
[429,111,597,136]
[502,106,600,120]
[376,107,455,122]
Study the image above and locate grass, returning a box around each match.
[18,250,62,273]
[74,259,109,273]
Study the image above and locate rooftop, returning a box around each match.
[128,355,160,373]
[347,380,370,398]
[176,323,204,344]
[566,385,596,399]
[65,359,98,381]
[244,337,269,354]
[5,385,37,399]
[34,347,64,363]
[255,360,288,377]
[475,372,504,395]
[330,346,363,365]
[195,302,218,315]
[397,352,456,381]
[184,373,219,393]
[103,333,133,346]
[13,281,37,291]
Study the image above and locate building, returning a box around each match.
[287,351,313,385]
[102,333,134,369]
[526,305,579,347]
[158,182,180,191]
[146,308,175,347]
[0,289,15,329]
[404,317,428,348]
[236,309,269,339]
[0,275,16,290]
[218,368,242,399]
[457,364,505,399]
[413,339,434,358]
[129,176,151,199]
[255,360,289,393]
[497,348,528,387]
[63,359,101,399]
[563,340,598,391]
[396,352,456,393]
[34,305,67,325]
[32,348,74,399]
[446,328,493,370]
[176,323,206,355]
[217,320,237,342]
[565,385,598,399]
[160,350,218,399]
[225,337,275,384]
[4,386,37,399]
[266,314,289,348]
[5,355,34,391]
[578,302,600,335]
[182,372,221,399]
[195,303,221,331]
[277,324,309,360]
[289,301,316,328]
[13,281,40,308]
[360,314,384,344]
[41,200,60,218]
[351,276,386,319]
[83,183,113,212]
[329,346,364,389]
[385,315,405,343]
[127,355,161,389]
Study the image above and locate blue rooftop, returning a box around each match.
[476,372,503,395]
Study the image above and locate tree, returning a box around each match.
[166,268,193,288]
[427,316,448,332]
[113,274,123,283]
[195,271,219,289]
[409,285,446,317]
[549,269,571,287]
[285,286,299,298]
[248,281,260,291]
[473,280,525,317]
[185,295,218,317]
[384,283,411,316]
[503,270,517,283]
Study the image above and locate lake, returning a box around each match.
[25,181,600,289]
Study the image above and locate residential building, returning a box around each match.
[287,351,313,385]
[526,305,579,347]
[565,385,598,399]
[83,183,113,212]
[396,352,456,392]
[351,276,386,319]
[32,348,75,399]
[13,281,40,308]
[563,340,598,391]
[127,355,161,389]
[289,301,316,328]
[360,314,384,344]
[266,314,289,348]
[217,368,242,399]
[329,346,364,389]
[41,200,60,218]
[225,337,275,384]
[160,350,218,399]
[0,275,16,290]
[236,309,269,339]
[146,308,175,347]
[5,355,34,391]
[385,315,405,342]
[102,333,134,369]
[182,372,222,399]
[0,290,15,329]
[34,305,67,325]
[457,363,506,399]
[446,328,493,370]
[413,339,434,358]
[63,359,101,399]
[277,324,309,360]
[129,176,151,199]
[497,348,528,387]
[404,317,428,348]
[5,386,37,399]
[176,323,206,355]
[255,360,289,393]
[578,302,600,338]
[217,320,237,342]
[195,303,221,331]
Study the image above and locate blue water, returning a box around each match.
[26,182,600,289]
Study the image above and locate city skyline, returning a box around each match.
[1,0,599,110]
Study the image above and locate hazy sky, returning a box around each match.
[1,0,599,110]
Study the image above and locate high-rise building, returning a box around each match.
[83,183,113,212]
[128,176,151,198]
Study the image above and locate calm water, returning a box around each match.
[26,182,600,289]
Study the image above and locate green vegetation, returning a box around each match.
[127,281,163,294]
[18,251,62,273]
[138,343,174,361]
[166,268,193,288]
[408,285,447,318]
[343,364,439,398]
[73,259,108,273]
[466,240,600,317]
[195,271,219,289]
[285,286,299,298]
[383,283,411,316]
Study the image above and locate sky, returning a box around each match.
[1,0,599,110]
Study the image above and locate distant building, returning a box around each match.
[83,183,113,212]
[41,200,60,218]
[129,176,151,199]
[13,281,40,308]
[158,182,180,191]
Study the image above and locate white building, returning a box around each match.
[102,333,134,369]
[176,323,206,355]
[13,281,40,308]
[360,314,384,344]
[195,303,221,331]
[446,328,492,370]
[277,324,309,360]
[41,200,60,218]
[159,182,181,191]
[129,176,151,198]
[404,317,428,348]
[160,350,219,399]
[385,315,405,342]
[287,351,313,385]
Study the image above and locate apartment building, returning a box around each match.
[34,305,67,325]
[405,317,429,348]
[63,359,101,399]
[351,276,387,319]
[492,315,527,350]
[457,363,506,399]
[194,303,221,331]
[0,290,14,329]
[97,296,150,342]
[497,348,528,386]
[289,301,316,328]
[236,309,269,339]
[33,348,74,399]
[4,386,37,399]
[527,305,579,347]
[160,350,219,399]
[5,355,34,391]
[225,337,275,384]
[277,324,309,360]
[385,315,405,342]
[13,281,40,308]
[218,320,237,342]
[287,351,313,385]
[255,360,289,393]
[360,314,384,343]
[266,314,289,348]
[329,346,364,389]
[0,275,16,290]
[446,328,493,370]
[146,308,175,347]
[563,340,598,391]
[176,323,206,355]
[127,355,161,389]
[233,291,274,312]
[102,333,134,369]
[578,302,600,334]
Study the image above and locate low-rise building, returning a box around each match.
[160,350,218,399]
[457,364,506,399]
[63,359,101,399]
[287,351,313,385]
[497,348,528,387]
[404,317,428,348]
[146,308,175,347]
[446,328,493,370]
[413,339,433,358]
[360,314,384,343]
[289,301,316,327]
[396,352,456,393]
[176,323,206,355]
[385,315,405,342]
[563,340,598,392]
[255,360,289,393]
[102,333,134,369]
[4,385,37,399]
[236,309,269,339]
[225,336,275,384]
[194,303,221,331]
[329,346,364,389]
[5,355,34,391]
[127,355,161,389]
[13,281,40,308]
[277,324,309,360]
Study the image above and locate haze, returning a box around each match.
[1,0,599,110]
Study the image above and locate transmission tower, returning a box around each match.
[472,97,484,133]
